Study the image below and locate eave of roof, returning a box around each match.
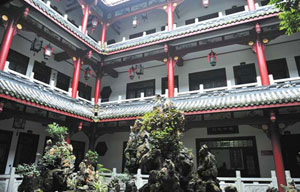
[1,71,300,122]
[22,0,280,55]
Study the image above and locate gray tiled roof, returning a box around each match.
[97,83,300,120]
[0,71,94,118]
[24,0,279,54]
[106,5,279,53]
[2,71,300,121]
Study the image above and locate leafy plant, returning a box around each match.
[16,164,40,178]
[97,163,111,173]
[269,0,300,35]
[47,122,68,141]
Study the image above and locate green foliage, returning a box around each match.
[97,163,111,173]
[269,0,300,35]
[139,105,185,158]
[16,164,40,178]
[47,122,68,141]
[85,150,99,165]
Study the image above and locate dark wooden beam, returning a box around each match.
[54,52,71,62]
[65,4,81,13]
[103,67,118,78]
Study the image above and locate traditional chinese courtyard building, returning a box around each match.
[0,0,300,191]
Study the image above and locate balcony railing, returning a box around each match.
[2,167,299,192]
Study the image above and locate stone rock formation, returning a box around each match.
[124,97,194,191]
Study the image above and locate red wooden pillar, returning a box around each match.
[0,19,16,71]
[167,57,175,97]
[71,58,81,98]
[254,24,270,86]
[81,4,90,35]
[100,22,107,45]
[269,123,287,192]
[255,39,270,86]
[247,0,256,11]
[167,2,174,31]
[94,72,101,105]
[66,135,71,144]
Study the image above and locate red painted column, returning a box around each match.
[66,135,71,144]
[81,5,90,35]
[100,22,107,45]
[0,19,16,71]
[247,0,256,11]
[255,39,270,86]
[167,57,175,97]
[167,2,174,31]
[72,58,81,98]
[269,124,287,192]
[94,73,101,105]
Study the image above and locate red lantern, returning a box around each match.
[202,0,209,8]
[207,50,217,66]
[128,66,136,80]
[84,67,93,87]
[44,43,53,60]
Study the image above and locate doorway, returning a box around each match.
[71,140,86,171]
[196,136,260,177]
[13,132,39,166]
[0,130,13,174]
[282,134,300,177]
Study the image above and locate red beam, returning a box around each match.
[100,22,107,44]
[106,12,280,55]
[72,58,82,98]
[247,0,256,11]
[94,71,102,105]
[0,94,93,122]
[255,39,270,86]
[0,19,16,71]
[167,57,175,97]
[81,4,90,35]
[269,123,287,192]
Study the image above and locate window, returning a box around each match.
[7,49,29,75]
[56,72,70,91]
[146,28,156,35]
[78,82,92,100]
[33,61,51,84]
[266,58,289,79]
[185,18,195,25]
[129,32,143,39]
[126,79,155,99]
[107,39,116,45]
[189,68,227,91]
[233,63,257,85]
[161,76,179,94]
[161,26,166,31]
[295,56,300,76]
[225,6,245,15]
[196,136,260,177]
[198,12,219,22]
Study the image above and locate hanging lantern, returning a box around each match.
[135,64,144,77]
[91,17,98,34]
[207,50,217,66]
[128,66,135,80]
[202,0,209,8]
[31,37,43,55]
[44,43,53,60]
[132,16,139,28]
[84,66,93,86]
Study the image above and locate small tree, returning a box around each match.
[270,0,300,35]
